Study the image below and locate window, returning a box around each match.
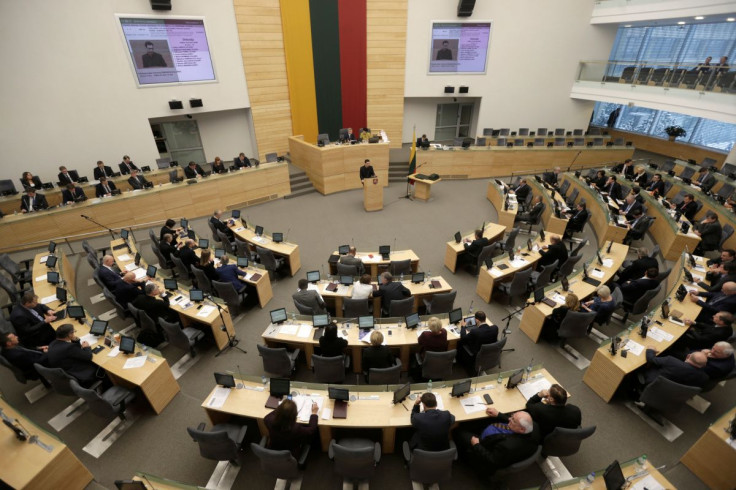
[690,119,736,152]
[650,111,698,140]
[616,106,657,133]
[591,102,620,127]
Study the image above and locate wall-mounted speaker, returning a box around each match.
[457,0,476,17]
[444,86,455,94]
[169,100,183,110]
[150,0,172,10]
[189,98,203,108]
[458,86,469,94]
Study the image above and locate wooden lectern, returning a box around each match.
[363,177,383,211]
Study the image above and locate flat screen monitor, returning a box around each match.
[214,248,225,259]
[67,305,85,319]
[272,232,283,243]
[134,252,141,266]
[358,316,374,329]
[119,335,136,354]
[198,238,209,249]
[338,245,350,255]
[340,275,353,286]
[214,372,235,388]
[378,245,390,255]
[231,209,240,219]
[115,480,147,490]
[164,278,178,290]
[393,383,411,404]
[189,289,204,302]
[187,230,196,240]
[90,320,108,336]
[306,270,320,283]
[46,255,58,268]
[270,308,287,324]
[270,377,290,397]
[56,287,67,303]
[328,387,349,401]
[255,225,264,236]
[181,218,189,229]
[451,379,472,397]
[429,22,491,74]
[405,312,420,329]
[454,231,461,243]
[533,287,545,303]
[449,308,462,324]
[312,314,330,328]
[46,271,60,284]
[48,241,56,253]
[146,265,157,278]
[603,460,626,490]
[506,369,524,389]
[120,229,129,240]
[411,272,425,283]
[237,256,249,267]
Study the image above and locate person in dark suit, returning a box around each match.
[618,194,643,222]
[292,278,327,314]
[216,255,247,293]
[10,292,57,348]
[343,128,357,143]
[513,179,531,202]
[699,261,736,293]
[127,169,150,190]
[591,170,607,190]
[160,219,181,243]
[623,209,649,244]
[159,233,180,267]
[538,234,567,269]
[616,247,658,283]
[706,249,736,282]
[563,203,589,239]
[264,398,318,457]
[20,188,49,213]
[691,282,736,323]
[0,332,48,381]
[667,193,698,222]
[179,239,199,272]
[20,171,42,189]
[515,196,544,225]
[645,173,665,196]
[455,408,540,480]
[613,159,635,178]
[233,153,252,169]
[525,384,581,439]
[373,272,411,315]
[702,341,735,379]
[131,283,179,325]
[61,183,87,204]
[619,268,659,304]
[633,166,648,187]
[95,176,118,198]
[319,322,347,358]
[409,392,455,452]
[195,249,220,283]
[671,312,733,355]
[417,317,448,360]
[458,311,498,374]
[416,134,430,148]
[436,40,453,60]
[359,159,376,183]
[694,213,722,255]
[98,255,123,290]
[542,167,561,187]
[541,293,580,342]
[693,167,716,192]
[46,323,102,388]
[118,155,138,175]
[211,156,227,174]
[637,348,709,389]
[57,166,78,185]
[184,161,206,179]
[210,209,234,241]
[601,175,622,200]
[338,246,365,275]
[93,160,115,180]
[582,285,616,328]
[113,272,146,308]
[462,229,489,264]
[362,330,394,375]
[141,41,167,68]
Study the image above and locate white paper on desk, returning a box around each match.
[489,268,503,278]
[39,294,57,304]
[279,324,299,336]
[602,258,614,268]
[207,387,231,409]
[196,305,216,318]
[691,274,704,283]
[40,255,49,264]
[648,326,673,342]
[460,396,487,414]
[590,269,605,279]
[252,236,265,243]
[118,254,131,261]
[35,275,47,282]
[234,227,245,232]
[509,258,528,268]
[297,324,312,338]
[623,339,645,356]
[338,330,348,340]
[727,437,736,449]
[361,255,380,263]
[133,269,147,280]
[294,395,324,422]
[551,293,567,304]
[79,333,98,347]
[123,356,147,369]
[107,346,120,357]
[629,475,664,490]
[517,378,552,401]
[694,265,706,273]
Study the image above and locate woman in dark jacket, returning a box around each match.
[196,249,220,282]
[540,293,580,342]
[263,399,318,457]
[319,322,347,357]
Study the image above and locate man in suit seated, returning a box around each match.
[537,234,567,269]
[373,272,411,315]
[408,392,455,453]
[93,160,115,180]
[693,212,722,255]
[645,173,665,196]
[184,161,206,179]
[631,349,709,403]
[461,229,489,265]
[0,332,48,382]
[132,283,179,325]
[416,134,430,148]
[601,175,622,200]
[339,246,365,275]
[618,194,642,222]
[292,278,327,314]
[671,312,733,358]
[590,170,607,190]
[690,282,736,323]
[112,272,145,308]
[454,408,540,481]
[515,196,544,225]
[233,152,252,169]
[95,176,118,197]
[57,165,78,185]
[209,209,234,241]
[47,323,105,388]
[98,255,123,290]
[512,179,531,202]
[666,193,698,222]
[359,159,376,183]
[10,292,57,348]
[617,247,658,283]
[702,341,735,379]
[542,167,561,187]
[127,168,150,190]
[613,158,635,178]
[698,261,736,293]
[525,384,581,439]
[619,267,659,304]
[344,128,357,143]
[563,203,588,239]
[118,155,138,175]
[61,183,87,204]
[179,239,199,272]
[623,209,648,245]
[216,255,248,293]
[20,188,49,213]
[159,233,180,266]
[692,167,716,192]
[457,311,498,374]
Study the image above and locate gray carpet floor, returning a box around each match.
[1,152,733,489]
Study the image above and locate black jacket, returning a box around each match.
[20,194,49,212]
[464,237,489,258]
[642,349,709,387]
[525,394,582,439]
[460,323,498,355]
[2,347,47,379]
[471,414,541,477]
[184,164,205,179]
[362,345,394,373]
[373,281,411,312]
[538,242,567,268]
[620,277,659,304]
[410,405,455,451]
[617,257,658,283]
[95,180,118,198]
[47,339,98,385]
[10,305,56,348]
[360,166,376,180]
[132,294,179,325]
[678,200,699,222]
[697,221,722,252]
[94,166,115,180]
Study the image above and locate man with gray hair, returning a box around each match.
[702,341,735,379]
[209,209,234,241]
[98,254,123,290]
[131,282,179,325]
[179,239,198,271]
[455,407,540,480]
[373,271,411,316]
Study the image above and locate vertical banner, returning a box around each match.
[338,0,367,133]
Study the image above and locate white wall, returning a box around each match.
[0,0,251,181]
[591,0,736,24]
[402,0,619,143]
[403,97,481,142]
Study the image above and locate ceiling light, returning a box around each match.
[694,16,704,20]
[624,24,632,27]
[677,21,686,25]
[727,18,735,22]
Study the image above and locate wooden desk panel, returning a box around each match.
[329,249,420,279]
[486,181,517,230]
[444,224,506,273]
[529,178,568,236]
[232,220,301,276]
[563,175,628,244]
[681,406,736,490]
[555,459,673,490]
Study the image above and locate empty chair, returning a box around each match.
[257,344,300,377]
[367,361,402,385]
[496,228,520,256]
[654,267,672,284]
[159,318,204,358]
[312,354,346,384]
[678,167,695,180]
[212,280,248,315]
[336,262,358,276]
[720,224,734,249]
[474,337,506,374]
[171,255,193,281]
[619,284,661,323]
[0,254,32,287]
[388,296,414,317]
[251,440,306,486]
[87,252,100,271]
[557,311,597,352]
[569,239,588,258]
[649,67,669,85]
[188,422,248,465]
[636,67,653,84]
[318,133,330,145]
[531,260,558,289]
[471,244,496,276]
[0,354,37,385]
[493,446,543,481]
[234,238,251,259]
[637,376,702,425]
[421,350,456,380]
[191,266,214,296]
[407,447,456,488]
[102,287,129,320]
[389,259,412,276]
[34,364,91,397]
[69,378,135,424]
[565,188,579,207]
[542,425,597,458]
[148,228,160,248]
[476,137,487,146]
[217,230,236,255]
[127,304,159,336]
[514,138,524,147]
[0,274,30,304]
[256,246,285,280]
[265,153,278,163]
[329,438,381,487]
[498,268,533,305]
[559,180,570,196]
[423,290,456,314]
[343,298,370,318]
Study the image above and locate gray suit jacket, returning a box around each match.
[339,255,365,275]
[292,289,326,314]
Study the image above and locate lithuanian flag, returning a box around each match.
[408,127,417,178]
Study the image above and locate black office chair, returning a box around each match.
[387,296,414,317]
[531,260,558,290]
[492,446,543,482]
[312,354,346,384]
[557,311,597,358]
[343,298,371,318]
[191,266,214,296]
[420,350,456,381]
[389,259,412,276]
[251,438,308,484]
[102,287,130,320]
[159,318,205,358]
[367,360,402,385]
[293,299,315,315]
[329,438,381,487]
[256,246,285,280]
[497,268,533,305]
[0,254,32,288]
[636,376,702,425]
[542,426,597,458]
[69,379,135,429]
[406,447,456,487]
[336,262,358,276]
[423,290,456,314]
[188,422,248,465]
[257,344,300,377]
[474,338,506,374]
[619,284,661,323]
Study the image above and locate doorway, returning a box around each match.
[434,103,474,142]
[150,120,207,164]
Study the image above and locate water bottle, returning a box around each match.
[261,375,267,386]
[427,379,433,393]
[635,455,647,472]
[497,372,503,384]
[400,272,404,282]
[578,472,595,489]
[291,312,296,324]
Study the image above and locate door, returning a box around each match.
[434,103,474,142]
[155,120,207,164]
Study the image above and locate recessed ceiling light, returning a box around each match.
[678,21,686,25]
[694,16,704,20]
[624,24,632,27]
[728,18,735,22]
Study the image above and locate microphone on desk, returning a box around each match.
[284,228,291,243]
[81,214,90,219]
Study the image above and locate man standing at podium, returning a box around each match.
[360,159,376,184]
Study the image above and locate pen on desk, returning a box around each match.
[401,401,409,411]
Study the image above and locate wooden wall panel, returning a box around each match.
[607,129,727,167]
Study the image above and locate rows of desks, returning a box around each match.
[328,249,419,278]
[681,405,736,490]
[231,219,301,277]
[444,224,506,273]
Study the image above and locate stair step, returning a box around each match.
[290,177,310,185]
[291,183,313,192]
[284,188,318,199]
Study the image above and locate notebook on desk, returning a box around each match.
[429,280,442,289]
[583,277,601,287]
[250,273,262,282]
[333,400,348,419]
[325,283,338,292]
[497,264,509,270]
[541,297,556,307]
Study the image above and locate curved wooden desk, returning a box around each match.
[681,405,736,489]
[231,219,301,276]
[529,177,569,236]
[486,179,518,230]
[444,223,506,273]
[561,174,627,244]
[328,249,420,278]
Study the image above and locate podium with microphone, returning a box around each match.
[363,176,383,212]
